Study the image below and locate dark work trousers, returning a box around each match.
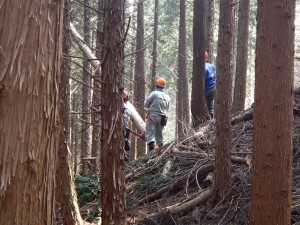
[205,87,216,118]
[124,128,131,161]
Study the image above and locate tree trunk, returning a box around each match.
[0,1,63,224]
[150,0,159,91]
[205,0,215,63]
[81,0,92,174]
[231,0,250,114]
[129,16,137,160]
[250,1,295,224]
[101,0,126,224]
[90,0,104,172]
[57,1,85,224]
[191,0,210,127]
[176,0,189,139]
[134,0,146,156]
[214,0,234,198]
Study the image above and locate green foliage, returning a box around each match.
[86,208,100,222]
[75,174,100,206]
[135,174,173,197]
[125,153,153,174]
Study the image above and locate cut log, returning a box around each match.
[126,101,146,133]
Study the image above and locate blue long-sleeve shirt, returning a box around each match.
[205,62,217,91]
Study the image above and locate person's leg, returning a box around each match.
[154,115,164,147]
[145,114,156,152]
[205,88,216,118]
[124,128,131,161]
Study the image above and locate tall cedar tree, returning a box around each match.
[231,0,250,114]
[177,0,190,138]
[214,0,234,198]
[151,0,159,91]
[134,0,146,156]
[81,0,92,174]
[91,0,104,171]
[0,1,63,224]
[205,0,215,62]
[130,7,137,160]
[101,0,126,224]
[250,1,295,224]
[57,0,84,224]
[191,0,210,127]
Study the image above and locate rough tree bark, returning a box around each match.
[101,0,126,224]
[0,1,63,224]
[231,0,250,114]
[250,1,295,224]
[205,0,215,63]
[191,0,210,127]
[214,0,234,198]
[134,0,146,156]
[177,0,190,139]
[56,1,85,224]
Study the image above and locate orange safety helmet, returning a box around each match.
[205,51,209,61]
[123,91,129,102]
[155,77,166,88]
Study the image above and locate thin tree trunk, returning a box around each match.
[250,1,295,224]
[91,0,104,172]
[81,0,92,174]
[129,14,137,160]
[191,0,210,127]
[214,0,234,198]
[0,1,63,224]
[205,0,215,63]
[231,0,250,114]
[57,1,84,223]
[150,0,159,91]
[177,0,189,139]
[101,0,126,223]
[134,0,146,156]
[72,93,80,174]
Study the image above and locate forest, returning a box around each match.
[0,0,300,225]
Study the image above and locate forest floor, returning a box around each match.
[68,92,300,225]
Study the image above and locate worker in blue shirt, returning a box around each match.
[205,51,217,118]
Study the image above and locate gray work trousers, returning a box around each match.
[145,114,164,146]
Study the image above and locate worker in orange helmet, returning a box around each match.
[144,77,170,152]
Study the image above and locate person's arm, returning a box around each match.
[144,92,154,109]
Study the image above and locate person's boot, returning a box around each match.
[157,143,163,153]
[148,141,155,153]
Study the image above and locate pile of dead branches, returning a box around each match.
[125,107,300,225]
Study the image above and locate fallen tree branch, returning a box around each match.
[138,188,215,225]
[171,149,251,166]
[138,164,214,205]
